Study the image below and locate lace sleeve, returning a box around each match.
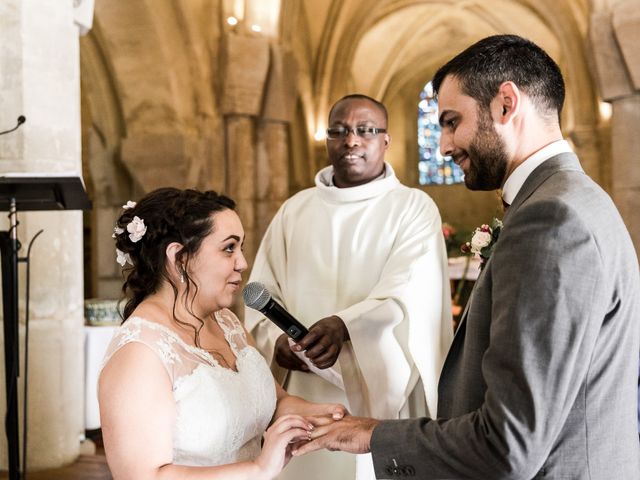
[101,317,184,384]
[215,309,249,354]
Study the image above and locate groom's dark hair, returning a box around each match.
[432,34,565,122]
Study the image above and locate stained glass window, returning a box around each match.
[418,81,464,185]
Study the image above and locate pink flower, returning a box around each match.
[442,222,457,240]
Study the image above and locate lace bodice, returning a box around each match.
[101,309,277,466]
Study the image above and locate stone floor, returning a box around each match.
[0,432,112,480]
[0,454,111,480]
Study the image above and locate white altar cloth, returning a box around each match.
[84,325,117,430]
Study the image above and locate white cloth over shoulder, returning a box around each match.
[245,162,453,420]
[100,309,277,467]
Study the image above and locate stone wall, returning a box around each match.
[0,0,85,470]
[589,0,640,251]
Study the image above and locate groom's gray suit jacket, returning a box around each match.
[371,153,640,479]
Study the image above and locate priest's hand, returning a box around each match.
[292,415,379,456]
[274,333,310,372]
[292,315,349,369]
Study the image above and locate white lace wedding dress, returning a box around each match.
[101,308,277,466]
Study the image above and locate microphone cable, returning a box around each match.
[0,116,26,136]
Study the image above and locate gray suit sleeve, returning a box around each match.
[370,198,606,479]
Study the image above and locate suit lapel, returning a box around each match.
[452,270,480,338]
[505,152,583,219]
[443,153,583,376]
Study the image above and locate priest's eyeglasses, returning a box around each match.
[326,125,387,140]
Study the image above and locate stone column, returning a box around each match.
[589,0,640,252]
[568,125,603,186]
[256,44,297,239]
[256,122,290,238]
[0,0,84,470]
[226,116,258,263]
[220,33,270,267]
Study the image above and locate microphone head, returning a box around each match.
[17,115,25,124]
[243,281,272,310]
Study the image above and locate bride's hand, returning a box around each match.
[294,415,379,456]
[254,414,313,479]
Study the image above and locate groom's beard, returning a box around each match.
[464,109,508,191]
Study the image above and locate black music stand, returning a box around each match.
[0,175,91,479]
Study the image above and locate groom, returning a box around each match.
[294,34,640,478]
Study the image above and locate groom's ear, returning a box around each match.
[494,81,520,124]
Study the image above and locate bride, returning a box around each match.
[99,188,345,479]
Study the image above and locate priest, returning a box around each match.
[245,94,453,480]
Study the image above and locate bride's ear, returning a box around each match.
[165,242,185,282]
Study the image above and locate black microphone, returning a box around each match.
[243,281,309,341]
[0,116,26,136]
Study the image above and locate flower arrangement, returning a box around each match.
[442,222,456,252]
[441,222,471,258]
[461,217,503,268]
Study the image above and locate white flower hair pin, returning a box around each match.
[116,248,133,266]
[127,216,146,243]
[113,200,145,266]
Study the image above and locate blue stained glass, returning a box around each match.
[418,81,464,185]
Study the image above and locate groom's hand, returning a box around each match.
[292,415,379,456]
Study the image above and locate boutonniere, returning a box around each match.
[461,217,503,268]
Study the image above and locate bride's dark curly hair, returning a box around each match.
[113,188,236,328]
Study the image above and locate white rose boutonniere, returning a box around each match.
[470,230,492,253]
[461,217,503,268]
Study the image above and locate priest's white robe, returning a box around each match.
[245,163,453,480]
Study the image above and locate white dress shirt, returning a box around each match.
[502,140,573,205]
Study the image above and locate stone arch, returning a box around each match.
[81,1,227,297]
[80,22,137,298]
[304,0,601,227]
[309,1,599,163]
[92,0,223,193]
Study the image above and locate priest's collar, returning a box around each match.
[326,168,386,187]
[315,162,400,203]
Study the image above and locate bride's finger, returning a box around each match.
[279,427,311,444]
[269,415,313,434]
